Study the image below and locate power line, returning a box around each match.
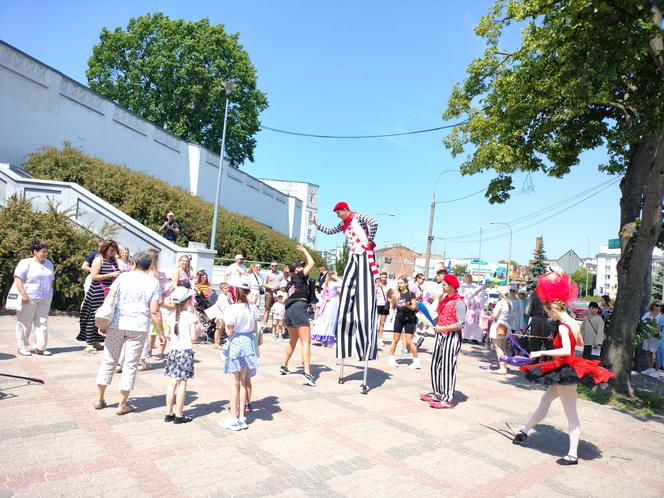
[260,119,470,139]
[442,177,619,241]
[441,177,621,244]
[437,187,487,204]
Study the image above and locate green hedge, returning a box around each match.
[0,196,96,311]
[25,144,323,267]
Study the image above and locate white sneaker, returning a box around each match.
[217,417,242,431]
[400,348,411,356]
[17,348,32,356]
[645,369,660,378]
[238,418,248,430]
[388,356,399,368]
[408,358,421,370]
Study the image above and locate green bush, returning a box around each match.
[24,144,323,266]
[0,196,96,311]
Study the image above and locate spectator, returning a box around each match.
[388,276,421,370]
[13,240,55,356]
[146,248,174,360]
[194,270,213,300]
[375,272,392,347]
[247,263,264,308]
[518,290,528,327]
[94,251,164,415]
[262,261,282,327]
[509,287,525,332]
[580,302,605,359]
[77,239,120,353]
[171,255,192,289]
[600,295,613,323]
[641,301,664,375]
[526,290,554,352]
[117,246,132,272]
[160,211,181,244]
[213,282,231,350]
[316,265,329,291]
[225,254,247,283]
[410,273,425,301]
[271,293,286,339]
[490,288,512,375]
[81,240,104,273]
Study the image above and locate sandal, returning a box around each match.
[84,345,98,354]
[137,363,150,371]
[116,404,135,416]
[93,400,107,410]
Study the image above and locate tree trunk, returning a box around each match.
[606,130,664,395]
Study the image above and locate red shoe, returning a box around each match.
[428,399,455,409]
[419,393,438,403]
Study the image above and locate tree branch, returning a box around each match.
[649,3,664,76]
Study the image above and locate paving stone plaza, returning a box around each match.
[1,315,663,497]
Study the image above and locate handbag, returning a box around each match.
[5,282,23,311]
[496,323,508,337]
[254,274,265,295]
[95,283,118,328]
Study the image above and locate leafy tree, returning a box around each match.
[652,259,664,301]
[86,13,268,166]
[571,268,596,297]
[528,238,548,287]
[336,242,350,276]
[452,264,468,275]
[443,1,664,394]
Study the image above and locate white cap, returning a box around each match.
[171,286,195,304]
[234,254,244,260]
[228,275,251,290]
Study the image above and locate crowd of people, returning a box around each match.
[8,201,631,463]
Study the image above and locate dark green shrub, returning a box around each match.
[0,196,96,311]
[24,144,323,266]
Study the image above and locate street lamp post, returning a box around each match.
[424,169,457,279]
[490,221,512,286]
[210,81,237,252]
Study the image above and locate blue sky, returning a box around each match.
[0,0,620,264]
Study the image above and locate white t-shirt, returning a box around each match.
[271,301,285,320]
[167,310,197,350]
[109,271,161,333]
[224,303,256,333]
[225,263,247,282]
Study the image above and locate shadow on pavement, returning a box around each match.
[521,424,603,460]
[132,391,200,413]
[47,346,85,355]
[341,366,393,388]
[249,395,281,421]
[190,398,228,418]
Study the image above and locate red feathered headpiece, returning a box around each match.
[535,272,578,305]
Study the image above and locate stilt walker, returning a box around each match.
[313,202,379,394]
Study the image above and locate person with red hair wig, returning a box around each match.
[512,272,614,465]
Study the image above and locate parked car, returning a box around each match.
[486,291,500,307]
[570,300,590,319]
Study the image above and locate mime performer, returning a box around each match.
[313,202,379,378]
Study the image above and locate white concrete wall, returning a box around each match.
[0,41,301,240]
[261,179,318,247]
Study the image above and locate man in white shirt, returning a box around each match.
[225,254,247,283]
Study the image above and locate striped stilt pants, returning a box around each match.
[430,332,461,402]
[336,253,377,360]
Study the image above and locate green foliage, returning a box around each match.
[452,264,468,275]
[24,145,323,267]
[0,196,96,311]
[528,238,548,287]
[571,267,596,297]
[577,384,664,417]
[335,242,349,276]
[635,318,662,348]
[86,13,268,166]
[443,1,664,202]
[652,259,664,301]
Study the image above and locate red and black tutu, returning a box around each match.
[520,356,614,385]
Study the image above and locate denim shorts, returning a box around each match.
[284,300,310,328]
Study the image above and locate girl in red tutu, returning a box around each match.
[512,272,614,465]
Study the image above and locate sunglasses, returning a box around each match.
[655,304,662,307]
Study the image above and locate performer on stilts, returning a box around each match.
[313,202,379,394]
[420,274,466,409]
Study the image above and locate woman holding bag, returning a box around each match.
[77,240,120,353]
[13,240,55,356]
[94,251,164,415]
[490,288,512,375]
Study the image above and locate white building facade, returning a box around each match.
[595,241,662,298]
[260,179,319,247]
[0,41,302,241]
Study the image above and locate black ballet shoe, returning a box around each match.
[556,455,579,466]
[512,431,528,445]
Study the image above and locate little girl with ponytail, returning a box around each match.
[164,286,198,424]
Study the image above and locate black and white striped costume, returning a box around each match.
[431,296,466,402]
[317,212,379,360]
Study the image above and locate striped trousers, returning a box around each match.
[430,332,461,402]
[336,253,377,360]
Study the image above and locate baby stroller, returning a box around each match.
[194,289,217,343]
